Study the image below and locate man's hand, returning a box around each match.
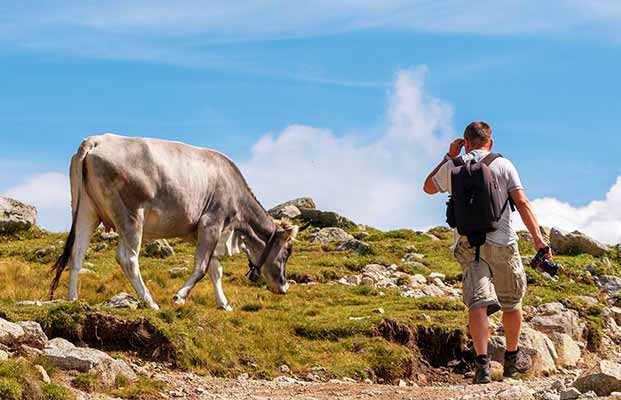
[535,240,553,259]
[448,139,465,159]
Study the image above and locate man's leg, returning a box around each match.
[469,306,490,356]
[503,308,523,352]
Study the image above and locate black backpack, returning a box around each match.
[446,153,515,261]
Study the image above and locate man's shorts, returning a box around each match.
[454,238,527,315]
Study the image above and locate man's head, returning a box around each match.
[464,121,493,152]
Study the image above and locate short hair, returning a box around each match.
[464,121,492,148]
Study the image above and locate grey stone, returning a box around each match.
[17,321,47,349]
[550,228,610,257]
[268,197,316,220]
[15,300,64,307]
[0,317,25,346]
[496,386,534,400]
[34,365,50,384]
[308,227,353,245]
[573,360,621,396]
[299,208,355,227]
[44,337,110,372]
[91,358,137,387]
[94,243,109,252]
[168,267,189,278]
[98,231,119,241]
[597,275,621,295]
[34,245,56,258]
[530,302,583,340]
[0,196,37,234]
[335,238,370,255]
[102,292,140,309]
[548,332,580,367]
[559,387,580,400]
[143,239,174,258]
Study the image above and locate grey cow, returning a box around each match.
[50,134,304,310]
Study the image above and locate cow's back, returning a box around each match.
[82,134,240,238]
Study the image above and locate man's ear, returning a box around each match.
[488,139,494,151]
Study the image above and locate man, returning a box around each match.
[423,121,551,384]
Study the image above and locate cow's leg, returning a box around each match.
[208,258,232,311]
[116,214,159,310]
[67,197,100,300]
[173,215,223,307]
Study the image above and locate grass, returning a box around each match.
[0,225,618,383]
[0,359,75,400]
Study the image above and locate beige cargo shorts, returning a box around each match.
[454,238,527,315]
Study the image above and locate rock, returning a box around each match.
[0,196,37,234]
[79,268,95,275]
[539,393,560,400]
[345,275,361,285]
[488,327,557,375]
[44,337,110,372]
[573,360,621,396]
[402,253,426,263]
[530,303,583,340]
[361,276,375,287]
[91,358,137,387]
[429,272,446,281]
[549,332,580,367]
[550,228,610,257]
[168,267,189,278]
[34,245,56,258]
[307,227,353,245]
[355,232,370,240]
[0,317,25,346]
[15,300,64,307]
[372,308,385,314]
[102,292,140,309]
[335,239,371,255]
[274,375,303,384]
[34,365,51,384]
[143,239,174,258]
[299,208,355,228]
[268,197,316,220]
[279,364,290,373]
[597,275,621,295]
[18,344,43,358]
[0,350,9,361]
[577,296,598,305]
[559,387,580,400]
[94,243,109,252]
[17,321,47,349]
[410,274,427,285]
[496,386,534,400]
[98,231,119,241]
[398,379,407,387]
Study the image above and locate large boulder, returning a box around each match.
[596,275,621,295]
[529,302,583,340]
[336,239,371,255]
[299,208,356,228]
[0,196,37,234]
[573,360,621,396]
[44,337,135,384]
[143,239,174,258]
[550,228,610,257]
[17,321,48,349]
[0,318,25,346]
[307,227,353,245]
[548,332,581,367]
[102,292,140,310]
[268,197,316,220]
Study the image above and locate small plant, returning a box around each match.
[241,303,262,312]
[43,382,75,400]
[72,372,101,392]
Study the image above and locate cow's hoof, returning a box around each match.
[171,295,185,308]
[150,303,161,311]
[218,304,233,312]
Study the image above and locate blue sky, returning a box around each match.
[1,1,620,243]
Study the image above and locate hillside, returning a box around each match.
[0,196,621,399]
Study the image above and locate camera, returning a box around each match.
[530,246,560,276]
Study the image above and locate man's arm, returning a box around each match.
[510,189,550,254]
[423,159,447,194]
[423,139,465,195]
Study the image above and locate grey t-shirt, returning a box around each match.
[432,150,523,246]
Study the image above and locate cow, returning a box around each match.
[49,134,307,310]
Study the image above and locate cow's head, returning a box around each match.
[255,220,309,294]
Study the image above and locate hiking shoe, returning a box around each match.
[472,356,491,384]
[503,348,532,377]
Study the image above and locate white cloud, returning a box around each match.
[241,66,453,229]
[515,177,621,245]
[2,172,71,232]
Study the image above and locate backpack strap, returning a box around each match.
[481,153,502,166]
[452,157,465,167]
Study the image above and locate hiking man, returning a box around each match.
[423,121,551,384]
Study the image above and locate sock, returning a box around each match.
[505,348,519,358]
[475,354,489,364]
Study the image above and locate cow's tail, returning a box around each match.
[49,138,97,299]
